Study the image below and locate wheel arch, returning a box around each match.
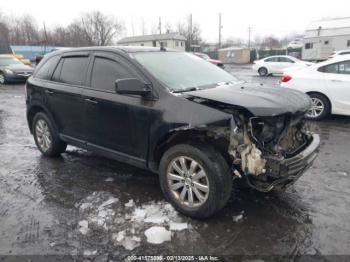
[27,104,58,134]
[306,91,332,113]
[151,129,231,171]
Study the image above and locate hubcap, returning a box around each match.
[167,156,209,207]
[35,119,52,152]
[307,97,324,118]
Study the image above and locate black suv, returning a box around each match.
[26,47,320,218]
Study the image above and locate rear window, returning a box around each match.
[35,56,60,80]
[57,57,89,85]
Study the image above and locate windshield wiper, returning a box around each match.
[171,87,199,93]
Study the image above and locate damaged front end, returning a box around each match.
[189,97,320,192]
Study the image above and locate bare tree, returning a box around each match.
[78,11,123,46]
[177,16,202,51]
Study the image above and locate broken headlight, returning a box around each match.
[249,116,285,144]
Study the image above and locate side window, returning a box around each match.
[51,59,63,82]
[278,57,294,63]
[265,57,278,62]
[338,61,350,75]
[90,57,134,92]
[319,63,339,74]
[305,43,313,49]
[35,56,60,80]
[59,57,89,85]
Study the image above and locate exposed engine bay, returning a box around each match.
[187,96,318,192]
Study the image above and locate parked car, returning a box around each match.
[287,39,303,49]
[253,55,314,76]
[193,52,224,67]
[26,46,319,218]
[0,55,34,84]
[280,55,350,120]
[328,50,350,59]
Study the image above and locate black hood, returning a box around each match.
[186,82,312,117]
[2,64,34,73]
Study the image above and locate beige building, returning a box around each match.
[118,33,186,51]
[218,47,251,64]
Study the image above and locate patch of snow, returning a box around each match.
[83,250,97,256]
[144,226,171,244]
[120,236,140,250]
[124,199,134,207]
[104,177,114,182]
[233,211,244,222]
[99,198,119,209]
[169,222,188,231]
[112,230,126,242]
[78,220,89,235]
[133,208,147,219]
[337,171,348,177]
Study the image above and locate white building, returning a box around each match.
[302,17,350,61]
[118,33,186,51]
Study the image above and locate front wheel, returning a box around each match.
[159,143,233,219]
[306,93,330,120]
[32,112,67,157]
[0,73,6,85]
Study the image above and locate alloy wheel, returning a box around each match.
[167,156,209,207]
[35,119,52,152]
[307,97,324,118]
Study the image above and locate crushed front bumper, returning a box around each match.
[247,134,320,192]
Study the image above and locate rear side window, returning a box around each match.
[58,57,89,85]
[318,61,350,74]
[265,57,278,62]
[35,56,60,80]
[90,57,133,92]
[278,57,294,63]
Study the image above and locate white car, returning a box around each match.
[287,39,303,49]
[252,55,313,76]
[328,50,350,59]
[280,55,350,120]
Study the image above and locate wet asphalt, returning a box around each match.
[0,67,350,261]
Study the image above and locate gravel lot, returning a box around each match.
[0,66,350,261]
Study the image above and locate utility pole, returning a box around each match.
[189,14,192,51]
[219,13,222,49]
[248,26,252,49]
[43,22,48,52]
[158,17,162,34]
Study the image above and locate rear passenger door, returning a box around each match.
[82,52,152,167]
[46,52,91,144]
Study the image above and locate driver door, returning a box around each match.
[82,52,154,167]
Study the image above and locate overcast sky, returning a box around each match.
[2,0,350,43]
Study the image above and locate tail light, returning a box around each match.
[281,75,292,83]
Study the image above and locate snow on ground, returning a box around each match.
[76,191,190,249]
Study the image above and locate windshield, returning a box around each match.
[0,57,23,66]
[133,52,239,92]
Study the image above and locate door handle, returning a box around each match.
[45,89,54,95]
[84,98,98,104]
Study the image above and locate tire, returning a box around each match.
[32,112,67,157]
[159,143,233,219]
[258,67,268,76]
[0,73,6,85]
[306,93,331,120]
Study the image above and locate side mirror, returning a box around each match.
[115,78,151,96]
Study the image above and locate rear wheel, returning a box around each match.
[258,67,268,76]
[159,143,232,218]
[32,112,67,157]
[306,93,330,120]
